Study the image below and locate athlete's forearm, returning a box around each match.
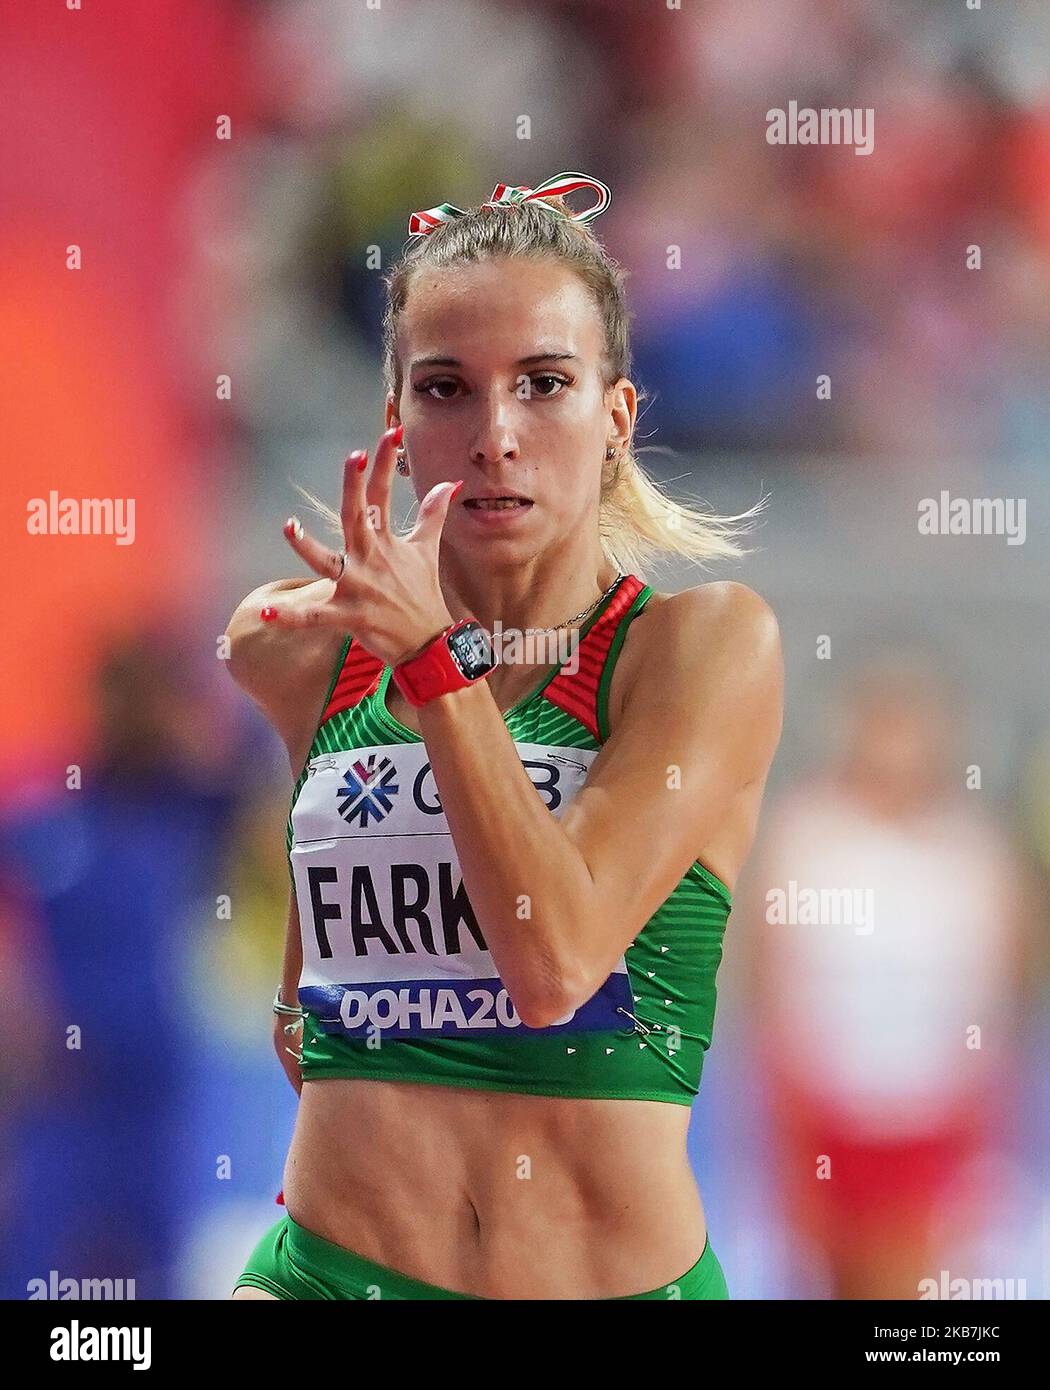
[281,888,304,1004]
[275,888,305,1094]
[417,680,599,1028]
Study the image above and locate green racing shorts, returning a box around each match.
[235,1213,730,1301]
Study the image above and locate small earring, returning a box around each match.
[395,448,409,476]
[605,445,618,461]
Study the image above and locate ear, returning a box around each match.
[605,377,637,452]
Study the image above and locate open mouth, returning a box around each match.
[463,497,533,511]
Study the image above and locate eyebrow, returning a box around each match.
[409,351,579,371]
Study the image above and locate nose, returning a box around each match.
[469,393,520,465]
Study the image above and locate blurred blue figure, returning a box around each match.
[0,633,242,1300]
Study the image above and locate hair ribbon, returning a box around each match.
[406,170,611,239]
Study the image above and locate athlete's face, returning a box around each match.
[388,256,635,561]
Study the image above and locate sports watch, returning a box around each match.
[392,618,497,707]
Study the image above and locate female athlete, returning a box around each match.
[226,172,783,1300]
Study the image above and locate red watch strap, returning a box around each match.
[392,618,481,707]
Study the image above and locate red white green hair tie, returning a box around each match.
[407,170,612,239]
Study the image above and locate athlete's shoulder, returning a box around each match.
[638,580,781,662]
[612,580,782,757]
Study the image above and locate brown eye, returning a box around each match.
[416,378,460,399]
[531,373,570,397]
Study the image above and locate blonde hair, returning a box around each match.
[300,191,767,576]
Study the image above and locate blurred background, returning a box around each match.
[2,0,1048,1299]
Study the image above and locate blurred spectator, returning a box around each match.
[741,648,1045,1298]
[0,633,244,1298]
[173,781,303,1299]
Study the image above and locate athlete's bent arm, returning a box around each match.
[225,577,344,750]
[225,579,348,1092]
[274,888,304,1095]
[418,582,783,1027]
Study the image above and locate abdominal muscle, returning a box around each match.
[282,1076,707,1299]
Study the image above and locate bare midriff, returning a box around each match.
[282,1077,707,1299]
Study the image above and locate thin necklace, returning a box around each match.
[530,571,624,636]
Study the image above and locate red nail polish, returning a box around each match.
[346,450,367,468]
[450,479,465,500]
[283,517,303,541]
[357,455,368,473]
[392,423,404,445]
[275,1188,285,1206]
[260,606,278,622]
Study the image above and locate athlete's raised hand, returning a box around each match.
[260,424,460,666]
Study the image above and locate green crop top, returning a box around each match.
[286,574,732,1105]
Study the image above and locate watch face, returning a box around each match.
[449,622,495,680]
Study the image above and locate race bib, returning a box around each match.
[290,741,634,1039]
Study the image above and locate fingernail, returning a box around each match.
[346,450,367,469]
[450,479,465,500]
[357,455,369,474]
[391,423,404,445]
[284,516,304,541]
[260,606,278,622]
